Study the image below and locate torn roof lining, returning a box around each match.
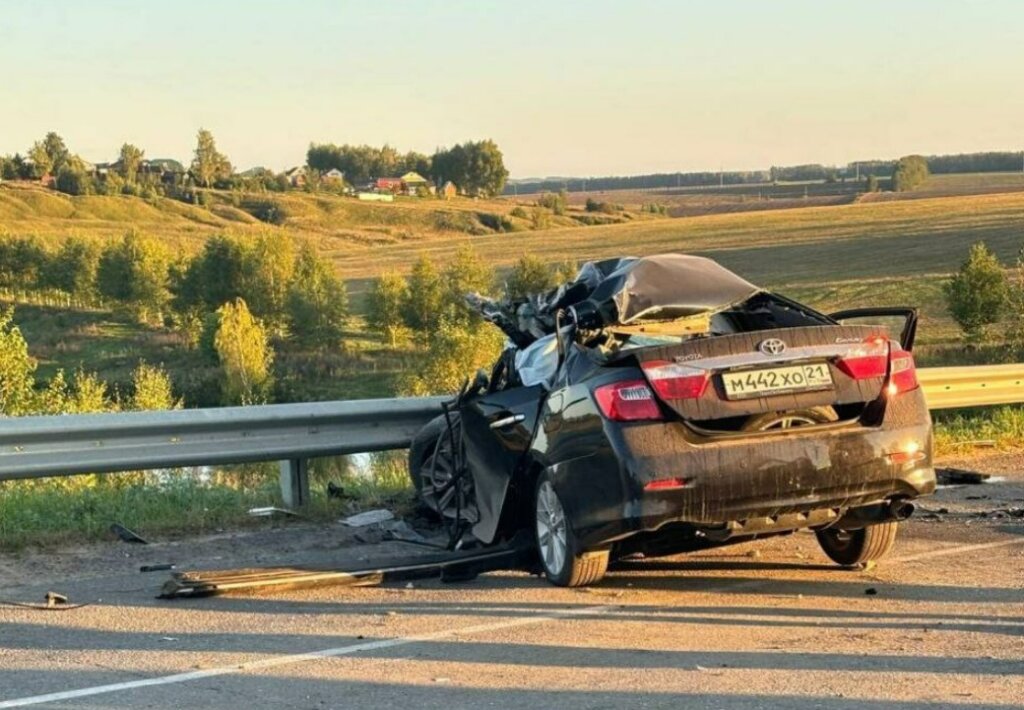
[583,254,764,325]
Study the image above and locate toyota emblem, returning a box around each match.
[759,338,787,356]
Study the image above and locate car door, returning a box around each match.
[459,385,546,543]
[829,307,918,350]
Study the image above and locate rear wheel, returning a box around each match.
[816,522,899,566]
[742,406,838,432]
[535,474,609,587]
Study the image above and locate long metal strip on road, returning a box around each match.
[0,365,1022,486]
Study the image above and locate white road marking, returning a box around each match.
[3,537,1017,707]
[890,536,1024,563]
[0,576,769,707]
[0,603,615,708]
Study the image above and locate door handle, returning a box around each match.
[489,413,525,430]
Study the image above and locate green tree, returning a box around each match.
[506,255,558,299]
[97,232,171,323]
[0,236,48,291]
[443,244,494,322]
[944,242,1009,342]
[54,166,95,195]
[366,271,409,346]
[865,174,879,193]
[69,370,110,413]
[400,321,505,396]
[44,237,100,299]
[184,235,247,310]
[128,363,181,410]
[431,140,508,197]
[241,234,295,325]
[118,143,145,183]
[190,128,232,188]
[285,247,349,349]
[401,255,445,332]
[28,132,69,176]
[0,307,37,415]
[213,298,274,404]
[891,155,929,192]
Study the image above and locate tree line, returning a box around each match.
[0,231,349,406]
[506,150,1023,195]
[2,131,509,199]
[306,139,509,196]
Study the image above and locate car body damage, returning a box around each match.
[409,253,935,586]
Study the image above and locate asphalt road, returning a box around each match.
[1,470,1022,709]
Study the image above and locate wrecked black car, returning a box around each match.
[409,254,935,586]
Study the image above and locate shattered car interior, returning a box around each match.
[409,254,935,587]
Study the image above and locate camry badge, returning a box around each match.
[759,338,787,356]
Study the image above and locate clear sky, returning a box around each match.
[2,0,1022,177]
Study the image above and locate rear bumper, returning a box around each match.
[563,416,935,549]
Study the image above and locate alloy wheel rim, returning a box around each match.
[536,480,568,575]
[761,414,818,430]
[421,430,477,522]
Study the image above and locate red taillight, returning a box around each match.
[644,477,688,491]
[640,360,709,400]
[836,337,889,379]
[594,380,663,421]
[887,347,918,394]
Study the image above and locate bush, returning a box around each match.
[537,190,567,215]
[54,168,95,196]
[944,242,1008,342]
[530,206,551,230]
[510,206,528,219]
[585,198,621,214]
[241,199,287,225]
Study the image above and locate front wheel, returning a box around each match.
[816,521,899,567]
[534,474,609,587]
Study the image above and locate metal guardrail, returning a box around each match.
[918,364,1024,410]
[0,397,446,505]
[0,365,1022,505]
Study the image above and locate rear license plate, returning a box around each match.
[721,363,833,400]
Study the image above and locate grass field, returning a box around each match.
[0,181,645,255]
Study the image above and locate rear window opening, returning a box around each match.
[686,402,870,434]
[709,293,833,335]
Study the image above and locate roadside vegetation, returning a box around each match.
[5,141,1024,547]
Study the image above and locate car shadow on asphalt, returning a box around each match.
[0,671,1020,709]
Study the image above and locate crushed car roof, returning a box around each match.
[584,254,762,324]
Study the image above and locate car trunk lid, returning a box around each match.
[632,325,891,422]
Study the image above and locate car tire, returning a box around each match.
[407,414,476,523]
[534,473,609,587]
[816,521,899,567]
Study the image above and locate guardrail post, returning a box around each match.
[279,458,310,507]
